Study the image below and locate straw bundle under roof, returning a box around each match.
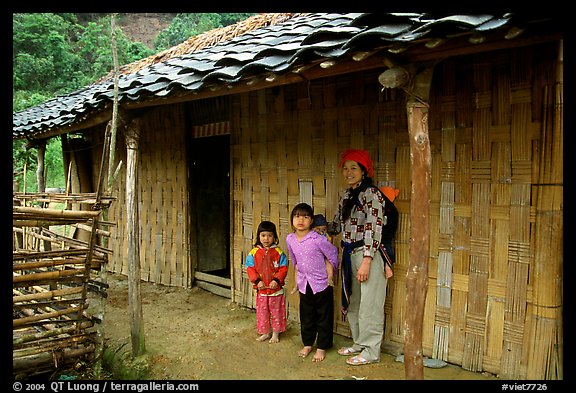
[98,13,305,82]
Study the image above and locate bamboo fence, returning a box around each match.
[12,192,115,379]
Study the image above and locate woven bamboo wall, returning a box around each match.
[106,105,191,288]
[87,41,562,379]
[231,42,562,379]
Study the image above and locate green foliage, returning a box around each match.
[153,13,256,51]
[13,13,154,111]
[77,15,153,81]
[13,13,256,192]
[12,138,65,192]
[12,91,53,113]
[153,13,221,51]
[13,13,85,95]
[45,137,65,188]
[220,13,256,26]
[13,12,256,111]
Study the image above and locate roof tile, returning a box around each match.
[13,12,551,139]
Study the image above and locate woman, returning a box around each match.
[328,148,393,366]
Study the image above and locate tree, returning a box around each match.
[13,13,153,192]
[13,13,256,192]
[153,13,256,51]
[13,13,86,95]
[153,13,221,50]
[12,138,63,193]
[77,15,153,81]
[13,13,153,111]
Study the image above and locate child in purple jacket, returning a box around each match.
[286,203,339,362]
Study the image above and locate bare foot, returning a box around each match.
[269,332,280,343]
[256,333,272,342]
[298,346,312,358]
[312,349,326,362]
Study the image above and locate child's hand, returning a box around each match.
[257,281,266,290]
[268,280,278,290]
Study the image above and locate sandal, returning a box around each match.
[346,355,379,366]
[337,347,361,356]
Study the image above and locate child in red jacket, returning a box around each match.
[245,221,288,343]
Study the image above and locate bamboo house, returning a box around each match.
[13,13,563,379]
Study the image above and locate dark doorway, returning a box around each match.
[189,135,230,279]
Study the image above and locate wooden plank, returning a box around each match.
[195,271,231,287]
[195,281,231,298]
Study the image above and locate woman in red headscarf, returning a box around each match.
[327,149,393,366]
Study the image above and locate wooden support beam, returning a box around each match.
[35,139,47,193]
[403,66,434,380]
[125,118,146,357]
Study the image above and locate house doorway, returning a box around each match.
[189,133,231,295]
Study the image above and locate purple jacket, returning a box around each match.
[286,230,339,294]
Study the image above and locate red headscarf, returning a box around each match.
[338,149,374,178]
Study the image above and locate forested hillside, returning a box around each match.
[12,13,255,192]
[116,13,176,48]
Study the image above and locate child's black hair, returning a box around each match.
[254,220,279,247]
[311,214,328,228]
[290,203,314,229]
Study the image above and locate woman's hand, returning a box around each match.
[268,280,278,290]
[385,263,394,279]
[356,256,372,283]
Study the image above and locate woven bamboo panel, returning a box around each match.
[107,105,190,288]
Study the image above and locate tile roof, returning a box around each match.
[13,12,557,139]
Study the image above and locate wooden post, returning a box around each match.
[32,139,51,253]
[35,139,47,193]
[61,134,70,192]
[404,66,434,380]
[94,13,121,379]
[108,12,120,190]
[125,119,146,357]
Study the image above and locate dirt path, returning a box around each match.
[101,273,498,381]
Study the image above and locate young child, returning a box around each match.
[290,214,334,295]
[291,214,334,293]
[286,203,339,362]
[245,220,288,343]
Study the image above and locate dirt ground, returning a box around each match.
[101,272,499,381]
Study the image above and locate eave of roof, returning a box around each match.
[13,12,560,140]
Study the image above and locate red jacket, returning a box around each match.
[245,245,288,295]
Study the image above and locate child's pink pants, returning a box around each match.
[256,293,286,334]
